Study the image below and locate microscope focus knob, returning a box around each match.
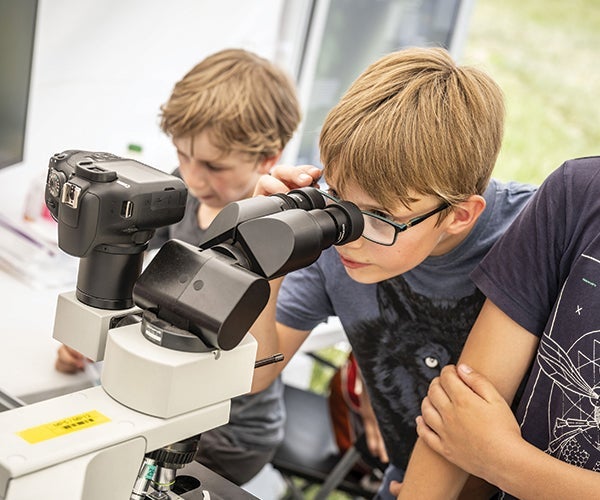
[147,436,200,468]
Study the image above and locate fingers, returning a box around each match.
[55,345,85,374]
[422,373,451,419]
[421,365,492,430]
[55,357,81,374]
[389,480,403,496]
[418,368,463,449]
[253,173,290,196]
[435,364,482,404]
[363,414,389,462]
[253,164,322,196]
[455,364,496,401]
[271,164,322,187]
[415,414,442,454]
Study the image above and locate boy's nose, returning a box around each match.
[186,163,209,184]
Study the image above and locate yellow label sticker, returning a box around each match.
[17,410,111,444]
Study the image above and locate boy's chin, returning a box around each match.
[343,266,391,285]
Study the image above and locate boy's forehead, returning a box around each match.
[173,131,223,159]
[325,174,430,212]
[173,132,258,166]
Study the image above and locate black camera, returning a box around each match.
[45,150,187,309]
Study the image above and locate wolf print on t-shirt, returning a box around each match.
[348,275,485,468]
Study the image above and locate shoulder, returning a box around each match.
[528,156,600,217]
[548,155,600,195]
[486,178,537,204]
[476,178,537,237]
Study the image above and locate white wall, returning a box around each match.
[3,0,285,217]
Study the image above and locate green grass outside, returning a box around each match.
[462,0,600,184]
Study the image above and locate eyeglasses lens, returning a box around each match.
[362,213,395,245]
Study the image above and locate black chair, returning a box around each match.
[271,382,382,499]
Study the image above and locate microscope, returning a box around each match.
[0,150,363,499]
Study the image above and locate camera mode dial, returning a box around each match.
[47,168,66,198]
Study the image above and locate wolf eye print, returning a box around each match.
[424,356,439,369]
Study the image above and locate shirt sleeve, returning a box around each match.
[276,257,335,331]
[471,164,568,336]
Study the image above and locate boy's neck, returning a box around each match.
[197,203,221,230]
[430,226,475,257]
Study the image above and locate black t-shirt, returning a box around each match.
[472,156,600,498]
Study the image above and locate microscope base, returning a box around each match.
[0,386,230,500]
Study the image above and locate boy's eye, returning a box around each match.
[204,162,229,172]
[370,209,392,219]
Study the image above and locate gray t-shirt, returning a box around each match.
[152,186,285,450]
[277,178,537,468]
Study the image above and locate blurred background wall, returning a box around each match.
[1,0,598,213]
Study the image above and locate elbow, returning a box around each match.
[250,364,280,394]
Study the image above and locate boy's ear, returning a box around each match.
[445,194,486,234]
[257,152,283,174]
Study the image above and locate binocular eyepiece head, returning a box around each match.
[269,187,327,211]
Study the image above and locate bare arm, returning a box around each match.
[398,299,539,499]
[418,362,600,499]
[249,276,311,392]
[354,366,389,463]
[55,344,89,373]
[404,298,600,497]
[250,164,323,393]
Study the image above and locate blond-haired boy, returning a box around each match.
[250,46,535,498]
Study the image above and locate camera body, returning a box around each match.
[45,150,187,309]
[45,150,187,257]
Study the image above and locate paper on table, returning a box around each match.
[0,213,77,288]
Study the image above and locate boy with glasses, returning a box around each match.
[250,46,536,499]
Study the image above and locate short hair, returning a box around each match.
[320,47,504,209]
[160,48,301,159]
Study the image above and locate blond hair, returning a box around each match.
[160,48,301,159]
[320,47,504,209]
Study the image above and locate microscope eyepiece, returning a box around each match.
[135,187,364,352]
[270,187,326,211]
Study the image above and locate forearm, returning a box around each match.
[398,439,469,499]
[489,438,600,499]
[249,277,284,392]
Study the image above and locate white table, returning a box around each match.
[0,271,93,404]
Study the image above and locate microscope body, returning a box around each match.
[0,150,363,499]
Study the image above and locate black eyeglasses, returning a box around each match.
[318,189,449,246]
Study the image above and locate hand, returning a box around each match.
[390,480,403,497]
[417,364,522,480]
[55,344,89,374]
[253,164,322,196]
